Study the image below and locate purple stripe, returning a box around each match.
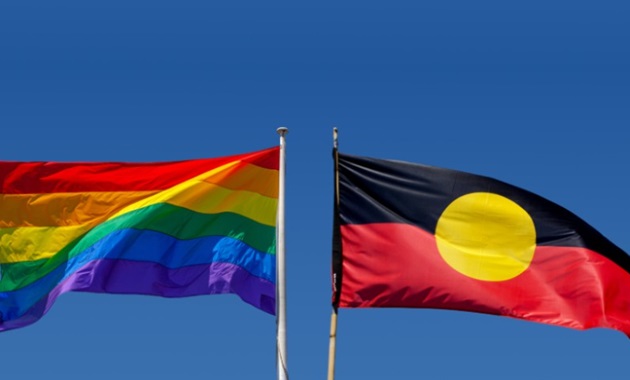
[0,260,275,331]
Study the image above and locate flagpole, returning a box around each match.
[327,310,338,380]
[327,127,340,380]
[276,127,289,380]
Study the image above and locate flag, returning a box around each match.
[0,147,279,331]
[333,152,630,336]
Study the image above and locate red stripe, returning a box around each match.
[0,147,278,194]
[340,223,630,336]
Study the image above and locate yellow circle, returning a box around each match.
[435,192,536,282]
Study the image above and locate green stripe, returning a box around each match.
[0,203,276,292]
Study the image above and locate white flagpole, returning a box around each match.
[276,127,289,380]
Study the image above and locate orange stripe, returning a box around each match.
[0,191,157,228]
[200,160,278,198]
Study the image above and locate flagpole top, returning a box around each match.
[333,127,338,149]
[277,127,288,136]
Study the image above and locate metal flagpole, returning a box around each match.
[327,127,340,380]
[276,127,289,380]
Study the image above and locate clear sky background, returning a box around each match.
[2,1,629,379]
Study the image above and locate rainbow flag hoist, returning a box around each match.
[0,147,279,331]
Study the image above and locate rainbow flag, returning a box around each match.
[0,147,279,331]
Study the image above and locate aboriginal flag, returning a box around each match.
[332,152,630,336]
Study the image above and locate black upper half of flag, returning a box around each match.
[338,152,630,270]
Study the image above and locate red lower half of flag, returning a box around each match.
[339,223,630,336]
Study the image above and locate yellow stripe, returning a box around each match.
[0,161,277,228]
[0,162,277,264]
[1,225,92,264]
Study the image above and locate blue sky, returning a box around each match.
[1,1,629,379]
